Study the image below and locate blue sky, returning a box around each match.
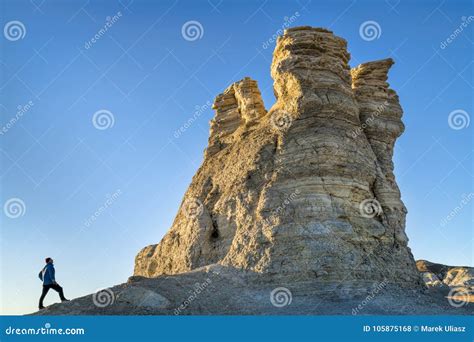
[0,0,472,315]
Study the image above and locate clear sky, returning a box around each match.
[0,0,472,315]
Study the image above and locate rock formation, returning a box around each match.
[206,77,267,157]
[134,26,422,291]
[417,260,473,304]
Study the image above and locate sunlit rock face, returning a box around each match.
[134,26,422,293]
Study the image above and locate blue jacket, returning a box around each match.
[42,263,56,285]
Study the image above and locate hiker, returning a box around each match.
[38,257,69,309]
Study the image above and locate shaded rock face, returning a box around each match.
[134,26,422,292]
[351,58,408,245]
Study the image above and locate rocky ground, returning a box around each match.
[33,262,472,316]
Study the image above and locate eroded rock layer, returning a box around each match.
[351,59,408,245]
[134,26,422,292]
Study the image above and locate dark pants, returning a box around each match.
[39,284,66,308]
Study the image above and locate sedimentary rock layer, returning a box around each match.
[351,59,408,244]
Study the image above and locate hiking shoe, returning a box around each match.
[39,306,45,310]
